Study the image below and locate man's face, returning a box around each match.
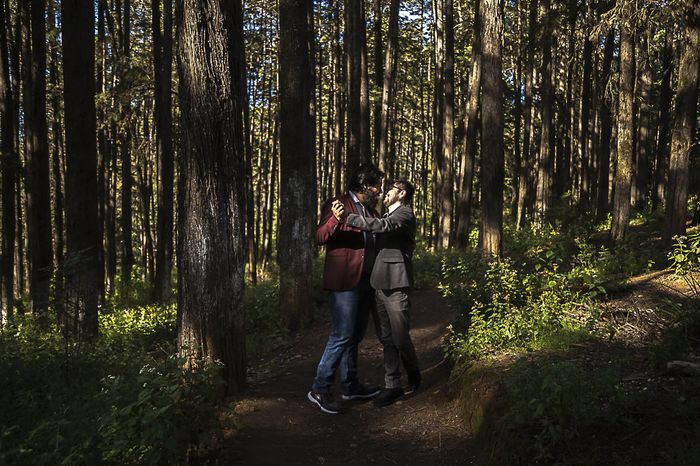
[362,183,383,207]
[383,185,403,208]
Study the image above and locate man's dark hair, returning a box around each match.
[347,163,385,193]
[392,179,415,205]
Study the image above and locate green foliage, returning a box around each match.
[0,306,222,465]
[501,360,619,463]
[244,280,286,354]
[443,242,603,360]
[668,231,700,296]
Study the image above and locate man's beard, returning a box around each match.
[362,190,379,208]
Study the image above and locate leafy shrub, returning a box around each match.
[0,306,222,465]
[668,231,700,296]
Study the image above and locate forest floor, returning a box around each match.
[214,268,699,465]
[218,289,476,466]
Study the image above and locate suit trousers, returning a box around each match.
[375,288,419,389]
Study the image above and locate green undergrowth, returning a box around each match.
[444,219,700,465]
[0,305,222,465]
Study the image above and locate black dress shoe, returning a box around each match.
[373,387,404,407]
[407,371,421,393]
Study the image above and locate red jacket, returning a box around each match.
[315,193,376,291]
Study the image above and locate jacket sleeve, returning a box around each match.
[315,198,341,245]
[344,207,413,234]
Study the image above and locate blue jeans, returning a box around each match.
[312,275,374,394]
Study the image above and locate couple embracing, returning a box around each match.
[308,164,421,414]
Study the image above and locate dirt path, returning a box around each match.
[219,289,474,465]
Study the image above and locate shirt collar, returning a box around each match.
[349,191,362,205]
[388,202,401,214]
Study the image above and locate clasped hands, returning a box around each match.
[331,200,346,222]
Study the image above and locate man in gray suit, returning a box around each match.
[331,179,421,407]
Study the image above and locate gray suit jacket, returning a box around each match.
[345,204,416,290]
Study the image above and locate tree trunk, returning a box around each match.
[377,0,399,175]
[634,29,652,209]
[456,0,480,249]
[437,0,455,250]
[577,5,592,209]
[177,0,247,395]
[478,0,503,257]
[516,0,537,229]
[154,0,175,302]
[345,0,364,174]
[120,0,134,285]
[652,29,673,212]
[535,0,553,223]
[610,15,635,242]
[372,0,383,158]
[596,28,615,218]
[0,0,16,324]
[278,0,316,331]
[663,2,700,245]
[62,0,99,339]
[431,0,444,248]
[23,0,53,317]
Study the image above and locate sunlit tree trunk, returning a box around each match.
[611,13,635,242]
[478,0,503,257]
[456,0,480,249]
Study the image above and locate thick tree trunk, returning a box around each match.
[478,0,503,257]
[0,0,16,324]
[663,3,700,245]
[177,0,247,395]
[278,0,316,331]
[611,17,635,242]
[456,0,480,249]
[431,0,444,248]
[372,0,383,158]
[154,0,174,302]
[62,0,99,339]
[24,0,53,317]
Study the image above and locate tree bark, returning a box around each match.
[634,29,652,208]
[62,0,99,339]
[652,29,673,212]
[478,0,503,257]
[663,2,700,245]
[456,0,480,249]
[0,0,16,324]
[377,0,399,175]
[23,0,53,317]
[578,5,592,209]
[120,0,134,285]
[153,0,175,302]
[516,0,537,229]
[610,14,635,242]
[596,28,615,218]
[535,0,554,223]
[177,0,247,394]
[437,0,455,249]
[278,0,316,330]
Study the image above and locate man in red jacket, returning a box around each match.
[307,164,384,414]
